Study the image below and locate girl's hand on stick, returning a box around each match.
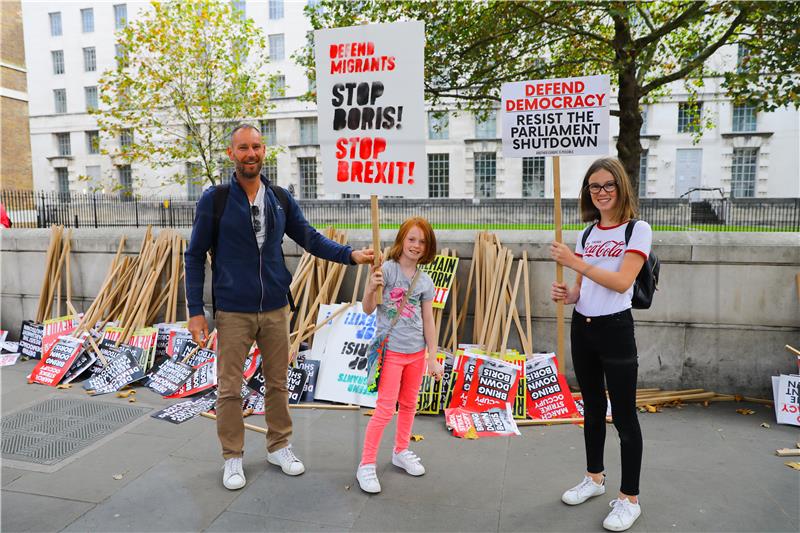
[551,282,569,303]
[366,265,383,294]
[426,357,444,381]
[549,241,576,269]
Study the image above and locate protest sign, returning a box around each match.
[419,255,460,309]
[84,348,145,395]
[41,315,82,360]
[102,326,125,343]
[463,356,521,413]
[501,75,610,158]
[29,335,86,386]
[439,351,457,411]
[165,360,217,399]
[448,348,486,409]
[502,352,527,419]
[297,355,321,403]
[129,327,158,368]
[61,347,97,384]
[247,364,265,396]
[243,347,260,380]
[287,366,309,404]
[176,340,215,368]
[417,351,449,415]
[445,405,521,438]
[0,330,6,344]
[772,374,800,426]
[167,328,193,358]
[146,358,194,396]
[0,353,21,366]
[0,339,18,353]
[313,302,378,407]
[19,321,43,359]
[242,391,265,415]
[152,391,217,424]
[525,353,580,420]
[314,21,427,197]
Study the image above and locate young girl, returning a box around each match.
[357,217,444,494]
[550,157,652,532]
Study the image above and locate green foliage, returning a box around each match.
[300,1,799,192]
[93,0,280,192]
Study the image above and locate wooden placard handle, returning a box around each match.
[371,195,382,305]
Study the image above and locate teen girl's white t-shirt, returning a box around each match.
[574,220,652,317]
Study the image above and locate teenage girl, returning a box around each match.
[550,157,652,532]
[357,217,444,494]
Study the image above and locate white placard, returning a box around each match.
[773,374,800,426]
[501,75,610,158]
[315,21,427,197]
[312,302,378,408]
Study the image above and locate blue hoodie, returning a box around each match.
[184,174,354,317]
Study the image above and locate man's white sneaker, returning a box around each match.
[267,445,305,476]
[603,498,641,531]
[391,449,425,476]
[222,457,246,490]
[356,463,381,494]
[561,475,606,505]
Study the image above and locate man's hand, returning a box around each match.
[188,315,209,345]
[351,247,375,265]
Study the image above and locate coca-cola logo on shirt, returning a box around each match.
[584,240,624,258]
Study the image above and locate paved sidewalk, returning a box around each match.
[1,359,798,533]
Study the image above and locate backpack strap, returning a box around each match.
[269,184,290,214]
[581,223,597,249]
[624,218,639,245]
[211,183,230,260]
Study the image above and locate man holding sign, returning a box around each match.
[185,124,373,490]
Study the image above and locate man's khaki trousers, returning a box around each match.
[215,306,292,458]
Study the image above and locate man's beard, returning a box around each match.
[234,157,263,179]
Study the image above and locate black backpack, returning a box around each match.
[209,182,295,314]
[581,219,660,309]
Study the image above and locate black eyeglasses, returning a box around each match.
[250,204,261,233]
[586,181,617,195]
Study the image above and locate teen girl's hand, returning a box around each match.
[551,281,580,305]
[366,264,384,293]
[549,240,577,270]
[426,357,444,381]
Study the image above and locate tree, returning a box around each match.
[301,1,799,193]
[93,0,281,193]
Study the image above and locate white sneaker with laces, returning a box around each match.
[267,445,305,476]
[603,498,641,531]
[356,463,381,494]
[561,475,606,505]
[222,457,246,490]
[391,449,425,476]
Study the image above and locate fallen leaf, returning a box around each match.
[734,394,743,402]
[128,397,136,403]
[761,422,771,428]
[56,384,72,389]
[703,401,710,407]
[117,390,135,398]
[85,390,95,395]
[344,484,351,491]
[463,427,479,440]
[410,434,424,442]
[644,405,658,413]
[785,462,800,471]
[735,408,755,415]
[112,473,125,480]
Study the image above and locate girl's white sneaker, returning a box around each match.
[561,475,606,505]
[392,449,425,476]
[356,463,381,494]
[603,498,641,531]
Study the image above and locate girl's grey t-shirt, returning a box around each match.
[375,260,436,354]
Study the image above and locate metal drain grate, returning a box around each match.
[1,398,150,465]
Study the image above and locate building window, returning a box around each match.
[118,165,133,199]
[731,148,757,198]
[522,157,545,198]
[737,44,750,73]
[186,163,203,200]
[84,86,98,111]
[269,0,284,19]
[638,150,648,197]
[260,119,277,145]
[308,76,316,95]
[428,111,449,140]
[52,50,65,75]
[86,131,100,154]
[83,47,96,72]
[475,111,497,139]
[269,34,285,61]
[81,8,94,33]
[271,75,285,98]
[219,158,234,180]
[299,118,318,145]
[341,193,359,199]
[49,12,62,36]
[428,153,449,198]
[732,104,757,132]
[56,132,71,156]
[54,89,67,113]
[298,157,317,199]
[56,168,70,201]
[678,102,702,133]
[114,4,127,29]
[263,160,277,183]
[120,129,133,148]
[474,152,496,198]
[85,165,101,183]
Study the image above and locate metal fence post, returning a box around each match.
[93,194,98,228]
[135,196,139,227]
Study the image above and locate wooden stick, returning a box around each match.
[775,448,800,457]
[350,264,363,304]
[289,403,359,410]
[522,250,533,356]
[371,195,382,304]
[200,411,267,434]
[786,344,800,356]
[293,302,354,345]
[500,257,524,356]
[36,226,59,321]
[553,156,565,370]
[635,392,715,406]
[65,231,73,311]
[517,417,612,427]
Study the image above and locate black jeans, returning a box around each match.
[571,309,642,496]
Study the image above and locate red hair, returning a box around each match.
[387,217,437,264]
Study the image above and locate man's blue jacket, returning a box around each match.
[184,174,354,317]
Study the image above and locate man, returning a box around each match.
[185,124,373,490]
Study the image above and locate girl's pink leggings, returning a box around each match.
[360,348,427,465]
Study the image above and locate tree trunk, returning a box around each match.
[612,11,643,197]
